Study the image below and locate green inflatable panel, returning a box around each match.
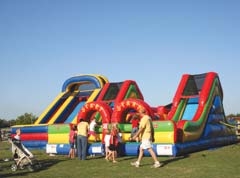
[152,121,175,132]
[48,124,70,134]
[118,124,132,132]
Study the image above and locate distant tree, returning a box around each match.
[8,119,16,127]
[15,113,37,125]
[0,119,10,128]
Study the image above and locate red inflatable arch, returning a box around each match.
[77,101,112,124]
[111,98,154,123]
[77,101,113,143]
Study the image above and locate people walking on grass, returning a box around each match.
[130,108,163,168]
[77,118,89,160]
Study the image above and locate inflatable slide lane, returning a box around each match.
[35,74,108,125]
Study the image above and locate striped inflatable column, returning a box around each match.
[46,124,70,155]
[11,125,48,150]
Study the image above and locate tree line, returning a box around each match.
[0,113,37,128]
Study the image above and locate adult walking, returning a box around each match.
[130,108,162,168]
[77,118,89,160]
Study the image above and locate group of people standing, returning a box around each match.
[70,117,123,162]
[104,123,122,163]
[69,107,163,168]
[68,118,94,160]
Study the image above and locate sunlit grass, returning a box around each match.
[0,141,240,178]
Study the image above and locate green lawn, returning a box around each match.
[0,141,240,178]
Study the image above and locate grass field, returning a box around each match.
[0,141,240,178]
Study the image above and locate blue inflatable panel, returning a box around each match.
[123,143,158,156]
[124,142,140,156]
[174,135,238,156]
[22,141,47,149]
[53,143,106,155]
[11,125,48,134]
[47,143,104,155]
[56,144,70,155]
[202,124,227,138]
[182,104,198,120]
[207,114,225,124]
[64,102,85,123]
[143,144,158,156]
[88,142,104,155]
[210,96,222,113]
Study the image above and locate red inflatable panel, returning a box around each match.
[11,133,48,141]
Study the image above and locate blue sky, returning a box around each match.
[0,0,240,119]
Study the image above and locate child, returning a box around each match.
[88,118,99,142]
[104,129,111,160]
[68,125,77,158]
[108,124,119,163]
[130,114,140,142]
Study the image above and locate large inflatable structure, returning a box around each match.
[11,74,108,150]
[107,72,238,156]
[78,72,238,156]
[11,72,239,156]
[45,79,145,154]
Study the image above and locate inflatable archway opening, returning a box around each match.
[111,98,155,123]
[116,108,138,124]
[77,101,112,124]
[77,101,113,143]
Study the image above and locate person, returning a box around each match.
[107,124,118,163]
[104,129,111,161]
[115,124,123,157]
[77,118,89,160]
[88,117,99,142]
[68,124,77,159]
[12,129,31,157]
[129,114,140,142]
[130,108,163,168]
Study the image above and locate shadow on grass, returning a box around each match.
[121,155,189,167]
[161,155,189,166]
[119,156,136,161]
[0,158,66,178]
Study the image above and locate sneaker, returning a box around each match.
[151,162,163,168]
[130,162,140,168]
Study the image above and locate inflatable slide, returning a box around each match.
[35,74,108,124]
[11,74,108,150]
[109,72,238,156]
